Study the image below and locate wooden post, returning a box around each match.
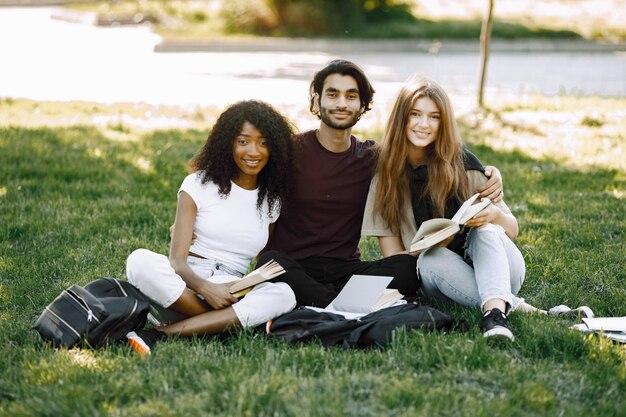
[478,0,494,108]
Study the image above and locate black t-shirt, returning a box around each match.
[266,130,377,260]
[409,149,485,256]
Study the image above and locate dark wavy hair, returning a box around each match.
[309,59,375,119]
[189,100,295,217]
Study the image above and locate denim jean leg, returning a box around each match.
[465,224,525,310]
[502,230,526,310]
[418,247,482,307]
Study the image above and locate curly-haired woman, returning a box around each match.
[362,77,545,341]
[125,100,296,353]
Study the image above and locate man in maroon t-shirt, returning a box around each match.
[260,60,501,307]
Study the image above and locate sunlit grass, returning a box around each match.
[459,94,626,172]
[0,97,223,133]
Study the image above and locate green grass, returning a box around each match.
[1,97,625,416]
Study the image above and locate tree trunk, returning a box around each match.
[478,0,495,108]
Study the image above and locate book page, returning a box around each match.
[229,270,266,293]
[582,317,626,332]
[603,332,626,343]
[372,289,404,310]
[412,218,457,242]
[572,319,626,344]
[450,193,480,223]
[329,275,393,314]
[228,260,285,293]
[410,221,458,252]
[451,193,492,225]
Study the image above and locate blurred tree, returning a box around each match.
[478,0,494,107]
[265,0,414,37]
[220,0,279,35]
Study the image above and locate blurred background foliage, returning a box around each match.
[59,0,625,41]
[222,0,418,37]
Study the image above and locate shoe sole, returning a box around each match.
[127,332,151,357]
[483,326,515,341]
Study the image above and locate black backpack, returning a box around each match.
[267,303,468,349]
[34,278,150,348]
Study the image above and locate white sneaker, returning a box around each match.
[479,308,515,341]
[146,312,161,326]
[548,305,594,318]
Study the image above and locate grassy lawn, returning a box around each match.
[1,95,625,416]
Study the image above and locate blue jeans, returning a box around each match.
[418,224,526,311]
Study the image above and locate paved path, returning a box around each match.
[156,37,626,54]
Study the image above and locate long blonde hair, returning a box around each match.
[374,76,469,234]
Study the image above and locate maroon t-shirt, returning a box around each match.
[266,130,377,260]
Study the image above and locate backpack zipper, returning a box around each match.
[113,279,128,297]
[44,306,81,340]
[66,289,101,324]
[100,299,139,342]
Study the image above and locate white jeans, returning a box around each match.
[418,224,526,311]
[126,248,296,328]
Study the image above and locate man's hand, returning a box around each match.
[476,165,503,202]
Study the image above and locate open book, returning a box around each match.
[409,193,491,252]
[318,275,404,319]
[571,317,626,344]
[229,260,286,297]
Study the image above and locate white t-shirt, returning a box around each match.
[179,172,280,275]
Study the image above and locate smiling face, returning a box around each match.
[232,121,270,190]
[316,73,364,130]
[405,96,441,150]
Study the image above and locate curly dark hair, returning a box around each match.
[309,59,375,120]
[189,100,295,217]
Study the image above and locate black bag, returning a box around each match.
[34,278,150,348]
[267,303,468,349]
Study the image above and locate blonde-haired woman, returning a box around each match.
[362,76,543,341]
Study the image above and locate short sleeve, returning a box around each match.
[361,175,396,237]
[178,172,204,210]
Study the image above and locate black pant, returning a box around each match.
[259,250,420,308]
